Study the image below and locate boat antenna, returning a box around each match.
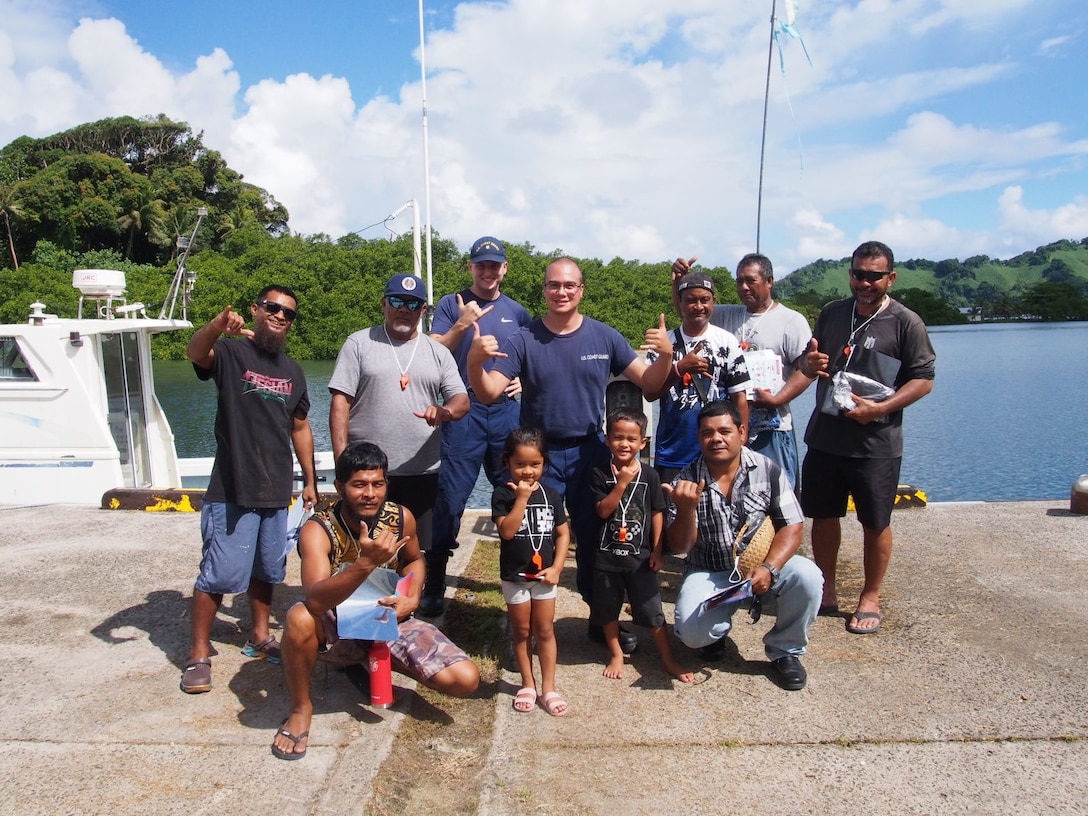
[160,206,208,321]
[755,0,777,254]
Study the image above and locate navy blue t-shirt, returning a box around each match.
[490,317,637,439]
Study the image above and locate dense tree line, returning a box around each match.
[3,114,1086,353]
[0,115,287,269]
[0,229,747,359]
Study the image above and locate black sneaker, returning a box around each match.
[417,593,444,618]
[587,623,638,654]
[698,639,727,661]
[771,655,807,690]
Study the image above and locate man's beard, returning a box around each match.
[252,324,288,354]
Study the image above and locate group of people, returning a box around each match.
[177,236,934,761]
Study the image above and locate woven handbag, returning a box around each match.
[733,516,774,576]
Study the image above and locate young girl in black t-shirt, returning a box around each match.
[491,427,570,716]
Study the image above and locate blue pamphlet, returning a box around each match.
[336,568,413,642]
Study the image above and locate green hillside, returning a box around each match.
[776,239,1088,321]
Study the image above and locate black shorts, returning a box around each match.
[801,449,902,531]
[388,472,440,551]
[589,561,665,629]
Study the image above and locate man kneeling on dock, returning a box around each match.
[271,442,480,760]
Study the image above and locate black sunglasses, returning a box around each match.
[387,295,425,312]
[257,300,298,321]
[850,268,890,283]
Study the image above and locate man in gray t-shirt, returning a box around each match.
[672,253,813,488]
[329,274,469,552]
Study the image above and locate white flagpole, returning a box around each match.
[418,0,434,311]
[756,0,777,254]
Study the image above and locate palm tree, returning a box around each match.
[0,183,24,269]
[118,187,168,261]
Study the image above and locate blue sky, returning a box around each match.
[1,0,1086,273]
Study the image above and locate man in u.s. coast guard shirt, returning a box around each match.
[468,257,672,653]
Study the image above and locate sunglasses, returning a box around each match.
[850,268,890,284]
[387,295,425,312]
[256,300,298,321]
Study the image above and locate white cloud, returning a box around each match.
[0,0,1084,275]
[995,185,1088,251]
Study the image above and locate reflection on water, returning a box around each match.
[155,321,1088,504]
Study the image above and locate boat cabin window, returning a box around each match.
[0,337,38,381]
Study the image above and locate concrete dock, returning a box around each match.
[2,500,1086,814]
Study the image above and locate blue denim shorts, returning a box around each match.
[195,502,288,594]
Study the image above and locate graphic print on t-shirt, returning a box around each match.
[599,480,649,559]
[241,369,293,403]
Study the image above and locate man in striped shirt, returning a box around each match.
[664,400,822,690]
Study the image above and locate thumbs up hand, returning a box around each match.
[804,337,830,378]
[641,312,672,356]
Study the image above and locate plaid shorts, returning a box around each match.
[318,611,470,683]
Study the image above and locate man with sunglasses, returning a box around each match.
[329,273,470,568]
[423,237,531,617]
[799,241,935,635]
[181,285,318,694]
[663,400,821,690]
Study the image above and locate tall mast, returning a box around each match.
[755,0,777,254]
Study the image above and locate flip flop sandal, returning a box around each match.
[512,687,536,713]
[846,611,883,635]
[271,720,309,761]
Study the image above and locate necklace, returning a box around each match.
[524,485,549,571]
[612,462,642,543]
[845,297,888,359]
[382,325,420,390]
[739,301,774,350]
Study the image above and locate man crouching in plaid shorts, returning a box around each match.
[271,441,479,760]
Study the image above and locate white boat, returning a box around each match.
[0,268,335,508]
[0,269,191,506]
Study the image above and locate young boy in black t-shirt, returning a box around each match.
[590,408,693,683]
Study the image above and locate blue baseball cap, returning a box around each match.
[470,236,506,264]
[384,273,425,300]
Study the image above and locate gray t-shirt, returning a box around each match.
[712,303,811,432]
[328,326,467,475]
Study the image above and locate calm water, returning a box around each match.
[157,321,1088,504]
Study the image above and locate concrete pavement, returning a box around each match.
[1,500,1086,814]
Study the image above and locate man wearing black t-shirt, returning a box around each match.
[800,241,935,636]
[180,285,318,694]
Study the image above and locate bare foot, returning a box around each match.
[271,711,311,759]
[661,658,695,683]
[603,656,625,679]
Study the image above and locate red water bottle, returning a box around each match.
[368,641,394,708]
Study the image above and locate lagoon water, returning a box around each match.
[156,321,1088,505]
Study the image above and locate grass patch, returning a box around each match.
[365,536,507,816]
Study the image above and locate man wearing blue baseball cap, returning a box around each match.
[329,273,470,557]
[424,237,531,616]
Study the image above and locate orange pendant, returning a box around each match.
[532,552,543,571]
[399,374,409,390]
[740,341,749,351]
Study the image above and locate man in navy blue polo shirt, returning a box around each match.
[424,237,531,616]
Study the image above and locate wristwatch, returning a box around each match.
[760,562,780,586]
